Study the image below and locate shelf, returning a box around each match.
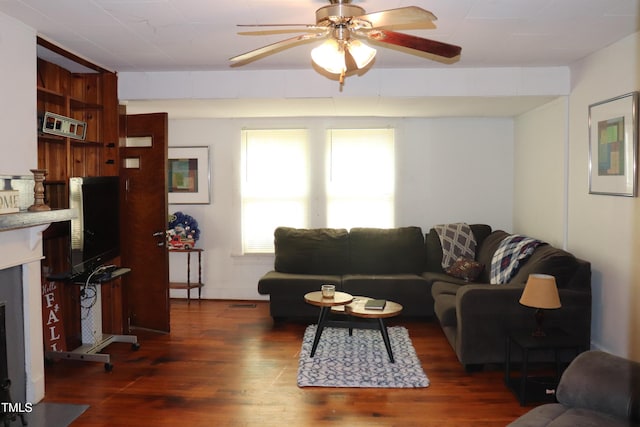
[169,282,203,290]
[37,133,66,143]
[70,97,104,111]
[37,86,104,111]
[0,209,75,232]
[37,86,65,104]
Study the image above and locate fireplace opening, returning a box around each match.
[0,267,26,404]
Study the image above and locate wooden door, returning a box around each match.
[120,112,170,333]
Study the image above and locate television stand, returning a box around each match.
[45,267,140,372]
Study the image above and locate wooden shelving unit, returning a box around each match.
[36,38,121,350]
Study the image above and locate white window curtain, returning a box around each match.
[241,129,309,253]
[326,129,395,230]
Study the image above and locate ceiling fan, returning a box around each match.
[229,0,461,85]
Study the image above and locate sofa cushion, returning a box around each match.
[341,273,432,317]
[431,280,463,299]
[422,271,471,287]
[446,258,484,282]
[509,245,581,288]
[258,271,343,295]
[507,405,631,427]
[475,230,510,282]
[348,227,424,274]
[433,293,457,327]
[274,227,349,275]
[425,224,492,274]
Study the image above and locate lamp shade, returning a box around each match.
[348,39,376,69]
[519,274,561,309]
[311,39,346,74]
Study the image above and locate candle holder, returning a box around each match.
[28,169,51,212]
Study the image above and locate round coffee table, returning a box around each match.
[304,291,353,358]
[345,297,403,362]
[305,293,403,363]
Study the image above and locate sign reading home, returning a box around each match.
[0,190,19,214]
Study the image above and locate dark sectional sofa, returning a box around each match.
[257,225,592,368]
[429,228,591,368]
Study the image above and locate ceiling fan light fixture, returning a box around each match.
[347,39,376,69]
[311,38,346,74]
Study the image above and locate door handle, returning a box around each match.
[153,231,166,247]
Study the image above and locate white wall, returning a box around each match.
[513,96,568,248]
[167,116,514,300]
[0,12,46,403]
[513,32,640,361]
[0,12,37,175]
[566,32,640,360]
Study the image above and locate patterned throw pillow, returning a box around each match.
[445,257,484,282]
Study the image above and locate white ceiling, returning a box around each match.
[2,0,639,117]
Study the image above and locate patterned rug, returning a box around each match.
[297,325,429,388]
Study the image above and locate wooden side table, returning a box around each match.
[304,291,353,358]
[169,248,204,304]
[504,328,584,406]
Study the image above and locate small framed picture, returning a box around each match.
[168,146,210,204]
[588,92,639,197]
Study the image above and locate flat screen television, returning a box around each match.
[69,176,120,278]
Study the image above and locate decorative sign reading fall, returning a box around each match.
[41,280,66,352]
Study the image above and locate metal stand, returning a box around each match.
[46,268,140,371]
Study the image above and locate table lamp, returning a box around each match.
[519,274,561,337]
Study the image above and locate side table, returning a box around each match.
[169,248,204,304]
[504,328,584,406]
[304,291,353,358]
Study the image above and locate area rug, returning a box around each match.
[26,402,89,427]
[297,325,429,388]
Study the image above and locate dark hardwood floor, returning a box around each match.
[43,299,532,426]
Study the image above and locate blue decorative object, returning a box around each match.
[167,211,200,249]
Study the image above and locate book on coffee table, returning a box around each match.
[365,299,387,310]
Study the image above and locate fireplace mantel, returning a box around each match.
[0,209,74,232]
[0,208,74,403]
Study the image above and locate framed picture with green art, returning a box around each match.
[588,92,639,197]
[168,146,211,204]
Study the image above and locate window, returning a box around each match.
[240,128,395,253]
[326,129,395,229]
[241,129,309,253]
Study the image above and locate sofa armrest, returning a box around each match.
[557,350,640,423]
[453,284,591,365]
[456,284,525,318]
[454,284,528,364]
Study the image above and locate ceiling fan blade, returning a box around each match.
[237,24,322,28]
[356,7,436,29]
[230,32,328,63]
[367,30,461,58]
